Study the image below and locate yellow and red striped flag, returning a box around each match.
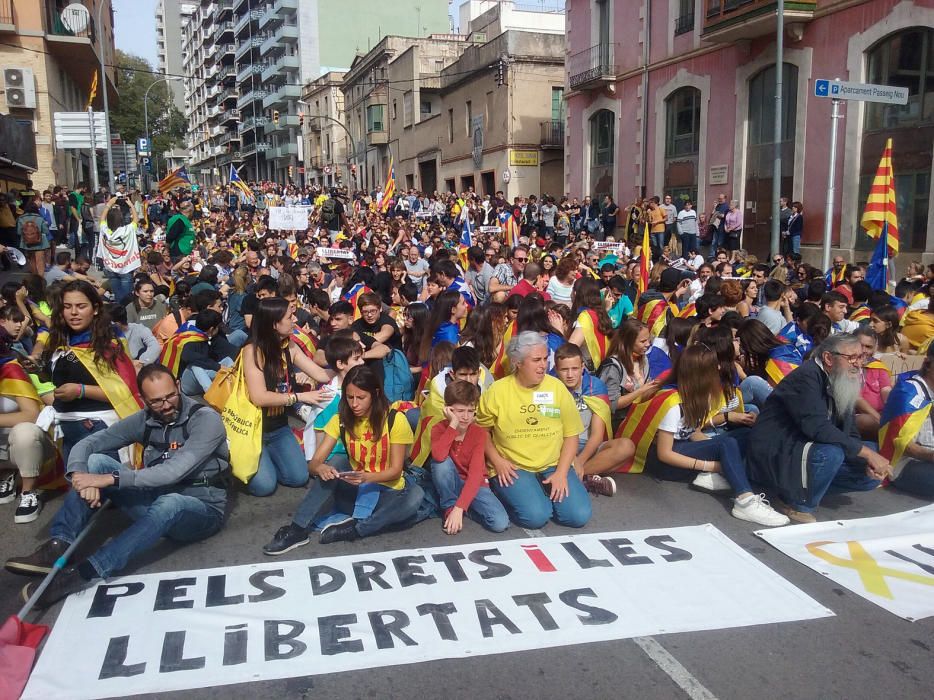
[860,138,899,256]
[86,70,98,110]
[637,221,651,302]
[158,166,192,195]
[379,157,396,213]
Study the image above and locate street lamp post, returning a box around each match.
[297,100,356,185]
[96,0,115,192]
[144,76,182,191]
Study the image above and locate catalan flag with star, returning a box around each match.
[158,166,192,195]
[878,373,931,471]
[229,164,255,203]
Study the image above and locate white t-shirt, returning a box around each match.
[97,221,141,275]
[657,404,695,441]
[546,277,574,305]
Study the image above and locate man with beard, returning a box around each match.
[6,364,230,607]
[746,334,891,523]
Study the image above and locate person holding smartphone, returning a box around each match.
[263,365,423,554]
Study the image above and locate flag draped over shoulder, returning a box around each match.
[491,319,517,379]
[764,340,805,387]
[158,321,208,378]
[292,326,317,358]
[65,334,143,419]
[861,137,899,256]
[158,167,192,195]
[636,299,676,339]
[878,373,931,469]
[849,304,872,324]
[613,388,681,473]
[379,158,396,213]
[0,357,40,406]
[575,308,609,368]
[229,165,255,203]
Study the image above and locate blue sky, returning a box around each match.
[114,0,159,66]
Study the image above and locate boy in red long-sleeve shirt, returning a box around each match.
[430,381,509,534]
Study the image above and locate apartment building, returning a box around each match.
[300,71,346,188]
[0,0,117,189]
[565,0,934,267]
[339,2,566,198]
[156,0,195,112]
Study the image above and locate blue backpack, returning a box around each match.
[382,348,414,403]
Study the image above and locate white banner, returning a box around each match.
[97,224,141,275]
[316,246,356,260]
[757,505,934,621]
[479,225,502,233]
[24,526,831,699]
[268,207,311,230]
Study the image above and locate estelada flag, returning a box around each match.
[613,388,682,473]
[158,166,192,195]
[342,283,373,320]
[860,137,899,256]
[500,211,520,249]
[158,322,208,378]
[764,340,805,387]
[878,373,931,468]
[575,308,609,368]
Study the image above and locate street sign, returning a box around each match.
[53,112,107,149]
[324,165,331,174]
[141,156,152,173]
[814,79,909,105]
[137,137,150,156]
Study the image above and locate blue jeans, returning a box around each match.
[292,461,424,538]
[247,425,309,496]
[226,329,248,348]
[431,457,509,532]
[650,232,665,258]
[490,467,591,529]
[740,375,773,412]
[105,271,134,306]
[50,454,224,578]
[668,435,753,494]
[60,419,113,464]
[892,460,934,499]
[681,233,698,256]
[794,443,880,512]
[790,235,801,255]
[180,366,217,396]
[710,227,725,255]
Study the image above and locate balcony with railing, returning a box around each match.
[540,120,564,148]
[262,84,301,109]
[234,8,263,36]
[1,0,15,31]
[45,2,97,62]
[703,0,816,42]
[216,0,234,19]
[219,108,240,124]
[264,114,300,134]
[568,43,619,91]
[266,142,298,160]
[260,22,298,55]
[262,53,299,82]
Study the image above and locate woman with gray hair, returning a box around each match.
[476,331,592,529]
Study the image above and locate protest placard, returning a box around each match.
[268,207,311,230]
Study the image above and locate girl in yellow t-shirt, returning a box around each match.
[262,365,422,554]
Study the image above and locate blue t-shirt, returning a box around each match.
[432,321,460,347]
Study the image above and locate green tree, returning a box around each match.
[108,50,186,187]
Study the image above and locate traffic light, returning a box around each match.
[298,111,304,128]
[495,58,505,87]
[288,165,293,178]
[351,163,357,177]
[272,110,280,126]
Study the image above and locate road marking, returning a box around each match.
[633,636,719,700]
[520,527,718,700]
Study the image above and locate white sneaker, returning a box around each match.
[732,494,790,527]
[14,491,41,524]
[690,471,732,493]
[0,471,16,504]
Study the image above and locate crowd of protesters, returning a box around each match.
[0,177,932,609]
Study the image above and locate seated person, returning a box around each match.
[431,380,509,534]
[854,326,892,440]
[263,365,423,554]
[552,343,634,497]
[111,304,160,369]
[159,310,233,396]
[881,342,934,499]
[425,345,493,417]
[6,364,230,607]
[644,343,789,527]
[746,333,890,523]
[478,331,590,529]
[302,332,364,459]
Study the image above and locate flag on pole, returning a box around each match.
[458,214,472,272]
[860,137,899,257]
[865,222,891,291]
[86,70,98,110]
[229,164,255,202]
[379,157,396,213]
[157,166,192,195]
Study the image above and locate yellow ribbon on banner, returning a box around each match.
[806,540,934,599]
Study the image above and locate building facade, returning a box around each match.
[341,2,566,198]
[156,0,195,112]
[182,0,450,186]
[0,0,117,189]
[300,71,347,188]
[565,0,934,267]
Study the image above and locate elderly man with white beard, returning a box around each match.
[746,333,891,523]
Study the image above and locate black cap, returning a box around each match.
[659,268,683,293]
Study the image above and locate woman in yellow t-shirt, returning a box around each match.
[263,365,422,554]
[477,331,590,530]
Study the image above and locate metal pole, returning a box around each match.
[770,0,784,256]
[143,77,177,191]
[97,1,114,192]
[87,106,99,191]
[822,95,842,271]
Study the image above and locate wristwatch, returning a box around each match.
[111,470,120,488]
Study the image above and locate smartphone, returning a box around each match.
[336,471,358,479]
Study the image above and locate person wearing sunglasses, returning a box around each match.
[6,364,231,608]
[746,333,891,524]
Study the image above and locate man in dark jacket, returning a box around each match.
[6,364,230,607]
[746,333,890,523]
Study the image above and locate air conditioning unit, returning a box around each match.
[4,68,37,110]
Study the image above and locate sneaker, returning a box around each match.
[263,524,310,556]
[5,538,69,576]
[21,567,93,609]
[319,517,359,545]
[0,471,16,504]
[780,504,818,524]
[14,491,41,524]
[732,494,791,527]
[583,474,617,497]
[690,472,733,493]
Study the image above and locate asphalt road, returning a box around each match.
[2,472,932,700]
